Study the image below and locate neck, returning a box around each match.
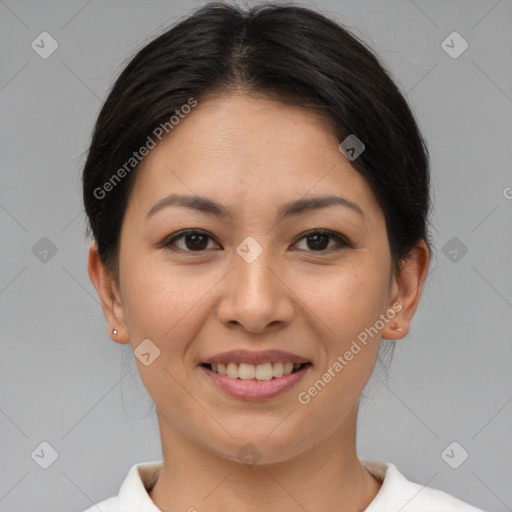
[149,405,381,512]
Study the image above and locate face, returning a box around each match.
[89,93,428,464]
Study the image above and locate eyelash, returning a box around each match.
[162,228,352,254]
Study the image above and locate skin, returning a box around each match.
[88,93,430,512]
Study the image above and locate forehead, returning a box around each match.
[125,94,383,223]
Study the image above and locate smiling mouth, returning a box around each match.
[200,362,311,381]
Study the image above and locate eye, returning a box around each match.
[292,229,351,253]
[162,228,351,254]
[163,229,220,252]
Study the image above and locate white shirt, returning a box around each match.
[82,459,487,511]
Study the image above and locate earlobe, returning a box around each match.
[381,240,430,341]
[87,241,131,344]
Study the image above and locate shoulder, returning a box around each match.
[361,460,487,512]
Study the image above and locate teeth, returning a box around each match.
[255,362,273,380]
[227,362,238,379]
[209,361,305,380]
[273,361,284,378]
[239,363,256,380]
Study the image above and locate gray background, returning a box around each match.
[1,0,511,511]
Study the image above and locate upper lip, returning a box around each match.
[201,350,311,366]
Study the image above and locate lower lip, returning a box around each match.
[199,365,311,401]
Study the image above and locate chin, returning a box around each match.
[205,428,314,467]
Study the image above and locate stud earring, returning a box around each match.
[112,328,118,335]
[393,323,403,332]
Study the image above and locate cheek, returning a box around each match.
[120,252,215,339]
[121,262,210,409]
[120,259,227,401]
[293,268,385,424]
[298,260,389,347]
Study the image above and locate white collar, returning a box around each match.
[117,459,162,511]
[115,458,483,511]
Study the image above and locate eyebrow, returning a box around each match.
[145,193,364,220]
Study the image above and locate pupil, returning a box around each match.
[308,233,328,250]
[187,234,207,251]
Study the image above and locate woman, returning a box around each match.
[82,2,486,511]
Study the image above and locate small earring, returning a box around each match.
[393,323,403,332]
[112,328,118,335]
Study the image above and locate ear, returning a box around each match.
[381,239,430,340]
[87,241,130,344]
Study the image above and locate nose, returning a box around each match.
[216,242,295,333]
